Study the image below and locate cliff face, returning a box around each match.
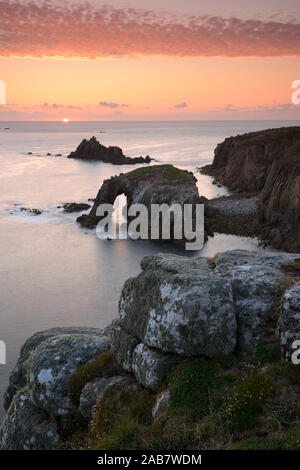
[258,149,300,252]
[202,127,300,252]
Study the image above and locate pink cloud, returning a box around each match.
[0,1,300,58]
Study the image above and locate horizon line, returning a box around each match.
[0,119,299,123]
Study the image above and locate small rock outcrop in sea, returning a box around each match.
[1,250,300,450]
[20,207,42,216]
[68,136,151,165]
[200,127,300,252]
[77,164,212,243]
[62,202,91,213]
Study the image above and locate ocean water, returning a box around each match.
[0,119,297,421]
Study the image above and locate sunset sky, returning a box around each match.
[0,0,300,120]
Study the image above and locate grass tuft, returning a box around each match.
[220,373,273,432]
[68,350,122,405]
[127,164,190,181]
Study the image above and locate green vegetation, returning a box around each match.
[271,361,300,386]
[68,351,122,404]
[237,126,300,146]
[167,356,236,418]
[61,325,300,451]
[234,430,300,450]
[254,340,281,365]
[127,164,190,181]
[220,374,273,432]
[90,383,155,450]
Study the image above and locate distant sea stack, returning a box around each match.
[68,136,151,165]
[201,127,300,252]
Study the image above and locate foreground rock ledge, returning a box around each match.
[1,250,300,450]
[113,250,300,363]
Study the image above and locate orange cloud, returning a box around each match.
[0,1,300,58]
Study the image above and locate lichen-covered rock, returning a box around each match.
[117,250,300,359]
[0,389,60,450]
[111,324,140,371]
[4,361,28,413]
[26,333,110,414]
[119,253,236,357]
[152,390,171,418]
[277,282,300,361]
[214,250,287,353]
[4,327,105,411]
[132,344,175,390]
[79,376,126,419]
[214,250,298,272]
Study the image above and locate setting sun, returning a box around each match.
[62,118,69,123]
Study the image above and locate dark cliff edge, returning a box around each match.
[68,136,151,165]
[200,127,300,252]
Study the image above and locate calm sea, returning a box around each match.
[0,120,298,421]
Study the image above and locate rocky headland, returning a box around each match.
[68,136,151,165]
[200,127,300,252]
[1,249,300,450]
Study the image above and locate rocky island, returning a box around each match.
[1,249,300,450]
[68,136,151,165]
[77,164,213,243]
[201,127,300,252]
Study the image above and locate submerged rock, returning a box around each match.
[68,136,151,165]
[277,282,300,361]
[62,202,91,213]
[0,390,60,450]
[20,207,42,216]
